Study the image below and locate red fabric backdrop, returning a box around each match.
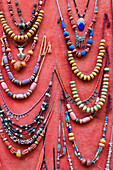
[0,0,112,170]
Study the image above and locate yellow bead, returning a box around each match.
[100,43,105,47]
[72,63,76,67]
[28,50,33,55]
[70,60,74,64]
[38,16,43,20]
[36,19,42,23]
[74,69,79,74]
[70,81,75,84]
[0,11,4,15]
[96,63,102,67]
[35,141,39,145]
[79,74,84,79]
[77,101,82,105]
[68,57,73,61]
[99,46,104,50]
[97,59,102,63]
[21,35,24,41]
[33,24,38,29]
[39,13,43,17]
[13,35,18,41]
[10,33,16,38]
[32,27,36,32]
[8,30,13,35]
[99,143,105,147]
[68,133,74,137]
[82,106,87,111]
[29,29,34,35]
[0,129,3,133]
[83,75,87,80]
[39,10,44,14]
[92,71,97,76]
[34,37,38,41]
[68,51,72,54]
[94,68,99,73]
[100,139,106,144]
[3,137,7,141]
[99,52,104,56]
[96,104,101,109]
[6,48,11,52]
[16,149,22,158]
[69,137,75,141]
[100,39,105,43]
[97,56,103,60]
[27,32,32,37]
[87,75,91,81]
[17,35,21,41]
[76,72,81,76]
[24,35,28,40]
[75,97,80,102]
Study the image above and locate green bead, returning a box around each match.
[15,1,18,5]
[34,2,36,7]
[7,91,13,97]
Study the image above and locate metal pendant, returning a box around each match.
[77,17,85,31]
[17,47,25,61]
[75,32,86,48]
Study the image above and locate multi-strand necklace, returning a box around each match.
[56,0,99,56]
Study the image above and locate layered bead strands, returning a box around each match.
[0,103,54,158]
[65,99,110,167]
[3,0,43,32]
[0,65,54,100]
[1,35,48,86]
[56,61,102,106]
[54,67,109,125]
[56,0,98,57]
[7,0,37,34]
[67,0,98,49]
[67,39,105,81]
[0,9,44,42]
[0,100,54,145]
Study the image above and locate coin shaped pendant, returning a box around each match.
[77,18,85,31]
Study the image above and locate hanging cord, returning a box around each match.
[73,0,90,18]
[102,13,110,39]
[53,145,55,170]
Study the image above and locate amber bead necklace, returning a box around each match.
[56,0,99,56]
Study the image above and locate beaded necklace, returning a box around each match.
[56,0,98,54]
[7,0,37,34]
[64,94,111,167]
[0,104,54,158]
[105,123,113,170]
[0,100,54,145]
[1,35,50,85]
[54,66,109,124]
[56,99,73,170]
[56,0,110,59]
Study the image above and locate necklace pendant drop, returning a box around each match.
[77,17,85,31]
[17,47,25,61]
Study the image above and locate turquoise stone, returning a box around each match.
[81,50,86,56]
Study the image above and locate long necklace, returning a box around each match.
[1,35,49,85]
[54,65,109,124]
[0,66,54,100]
[0,104,54,158]
[56,0,98,55]
[105,123,113,170]
[7,0,37,34]
[56,100,73,170]
[64,93,111,167]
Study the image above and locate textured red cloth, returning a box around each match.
[0,0,112,170]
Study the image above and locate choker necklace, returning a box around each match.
[7,0,37,34]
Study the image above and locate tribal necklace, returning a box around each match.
[7,0,37,34]
[56,0,98,55]
[56,99,73,170]
[56,0,110,58]
[1,35,50,86]
[105,123,113,170]
[0,65,54,100]
[0,69,54,121]
[64,93,111,167]
[0,103,54,158]
[54,63,109,124]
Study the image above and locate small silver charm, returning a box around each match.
[75,32,86,48]
[17,47,25,61]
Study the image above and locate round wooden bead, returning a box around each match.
[81,158,87,165]
[14,61,21,71]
